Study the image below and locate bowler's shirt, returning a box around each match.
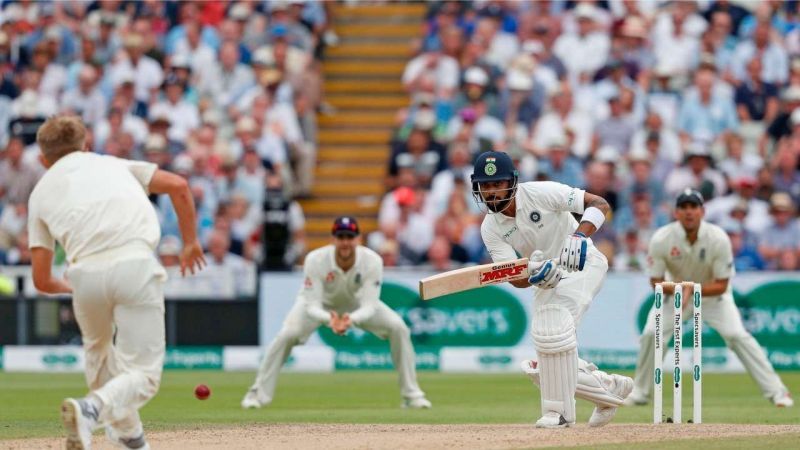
[27,152,159,263]
[300,245,383,325]
[481,181,588,262]
[647,220,734,301]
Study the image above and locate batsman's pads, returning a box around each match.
[522,359,626,408]
[532,305,578,423]
[559,232,587,272]
[528,250,563,289]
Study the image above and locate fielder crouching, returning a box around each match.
[242,216,431,409]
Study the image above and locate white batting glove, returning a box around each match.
[528,250,563,289]
[559,232,588,272]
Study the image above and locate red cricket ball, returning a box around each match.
[194,384,211,400]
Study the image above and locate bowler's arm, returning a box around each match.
[148,170,206,275]
[574,192,610,238]
[31,248,72,295]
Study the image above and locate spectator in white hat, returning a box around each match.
[664,143,727,200]
[402,47,459,99]
[553,3,610,84]
[451,66,499,118]
[109,33,164,105]
[149,74,200,142]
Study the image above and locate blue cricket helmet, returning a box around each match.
[470,151,519,214]
[471,151,518,184]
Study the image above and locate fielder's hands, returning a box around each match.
[329,312,352,335]
[180,239,207,277]
[528,250,563,289]
[559,232,588,272]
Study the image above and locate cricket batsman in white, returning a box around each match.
[28,116,206,449]
[471,151,633,428]
[241,216,431,409]
[625,188,794,407]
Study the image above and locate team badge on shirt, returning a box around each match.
[529,211,541,223]
[303,277,313,289]
[325,271,336,283]
[670,246,681,258]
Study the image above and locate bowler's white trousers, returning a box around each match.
[250,300,425,403]
[67,243,166,437]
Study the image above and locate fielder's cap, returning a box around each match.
[332,216,360,237]
[676,188,704,207]
[471,151,517,184]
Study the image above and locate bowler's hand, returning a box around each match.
[180,240,207,277]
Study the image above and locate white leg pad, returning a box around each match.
[523,359,626,409]
[532,305,578,423]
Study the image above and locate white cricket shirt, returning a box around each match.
[481,181,587,262]
[27,152,160,263]
[647,220,734,300]
[300,244,383,325]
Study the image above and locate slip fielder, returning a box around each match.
[28,116,206,450]
[625,189,793,407]
[471,151,633,428]
[242,216,431,409]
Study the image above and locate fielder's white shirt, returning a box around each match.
[481,181,587,263]
[300,245,383,325]
[27,152,160,263]
[647,220,734,301]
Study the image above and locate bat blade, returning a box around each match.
[418,258,529,300]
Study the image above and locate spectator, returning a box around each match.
[718,133,764,180]
[665,144,727,200]
[614,229,646,272]
[60,65,107,127]
[425,235,459,271]
[731,21,788,85]
[260,170,305,270]
[724,221,765,272]
[206,229,255,295]
[149,74,200,142]
[157,235,182,268]
[110,33,164,105]
[553,3,610,84]
[594,92,636,156]
[705,176,771,236]
[388,113,447,189]
[630,111,683,164]
[677,66,738,145]
[735,57,779,123]
[402,48,459,99]
[770,142,800,203]
[621,151,667,210]
[529,87,593,159]
[198,40,254,109]
[536,137,584,187]
[758,192,800,269]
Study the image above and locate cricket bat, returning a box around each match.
[418,258,529,300]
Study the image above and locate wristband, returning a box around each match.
[580,206,605,230]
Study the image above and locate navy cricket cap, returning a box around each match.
[675,188,704,207]
[332,216,359,237]
[471,151,518,184]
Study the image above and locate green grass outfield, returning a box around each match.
[1,371,798,446]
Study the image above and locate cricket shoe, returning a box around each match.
[241,388,270,409]
[402,397,432,409]
[772,391,794,407]
[622,391,648,406]
[61,397,100,450]
[588,374,634,428]
[535,411,571,428]
[106,427,150,450]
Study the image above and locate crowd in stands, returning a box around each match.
[370,0,800,272]
[0,0,333,276]
[2,1,800,277]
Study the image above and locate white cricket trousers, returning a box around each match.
[632,293,788,400]
[250,300,425,403]
[67,242,166,436]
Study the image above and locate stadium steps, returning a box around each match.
[302,3,423,251]
[318,111,396,128]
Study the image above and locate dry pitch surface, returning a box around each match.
[5,424,800,449]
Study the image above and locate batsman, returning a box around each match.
[471,151,633,428]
